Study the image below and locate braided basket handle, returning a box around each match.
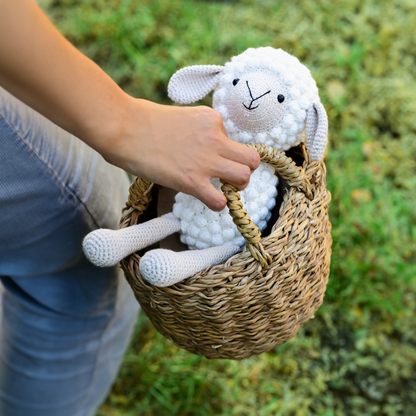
[220,143,313,269]
[247,143,313,199]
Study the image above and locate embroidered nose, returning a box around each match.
[243,81,271,110]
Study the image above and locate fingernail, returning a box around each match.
[212,196,227,211]
[252,150,260,168]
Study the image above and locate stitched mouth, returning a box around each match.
[243,80,271,111]
[243,102,260,110]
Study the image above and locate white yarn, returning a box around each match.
[168,65,224,104]
[83,47,329,287]
[173,162,277,250]
[83,213,180,267]
[306,102,328,161]
[223,69,288,134]
[139,245,241,287]
[167,47,326,157]
[213,47,320,151]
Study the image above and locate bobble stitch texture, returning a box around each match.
[173,163,278,250]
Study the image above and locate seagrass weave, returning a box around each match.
[119,143,332,360]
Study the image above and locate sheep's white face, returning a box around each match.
[210,49,320,150]
[224,69,288,134]
[168,47,323,152]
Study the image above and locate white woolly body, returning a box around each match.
[173,162,278,250]
[169,48,321,251]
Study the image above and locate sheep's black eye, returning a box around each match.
[233,79,240,86]
[277,94,285,103]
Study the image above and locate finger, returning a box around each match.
[191,180,227,212]
[214,159,252,191]
[218,139,260,172]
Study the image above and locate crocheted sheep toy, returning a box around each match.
[83,47,328,287]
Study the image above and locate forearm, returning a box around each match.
[0,0,260,211]
[0,0,128,152]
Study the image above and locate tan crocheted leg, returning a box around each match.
[83,213,181,267]
[139,245,242,287]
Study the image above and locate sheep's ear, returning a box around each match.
[168,65,224,104]
[305,102,328,161]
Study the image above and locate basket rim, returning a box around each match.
[119,142,330,287]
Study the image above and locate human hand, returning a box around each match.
[103,98,260,211]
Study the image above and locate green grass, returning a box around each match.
[42,0,416,414]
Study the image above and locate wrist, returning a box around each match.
[97,96,152,176]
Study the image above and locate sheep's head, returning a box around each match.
[168,47,327,161]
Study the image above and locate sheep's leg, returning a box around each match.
[139,245,242,287]
[83,213,181,267]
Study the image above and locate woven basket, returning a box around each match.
[119,143,332,360]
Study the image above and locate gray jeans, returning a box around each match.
[0,86,140,416]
